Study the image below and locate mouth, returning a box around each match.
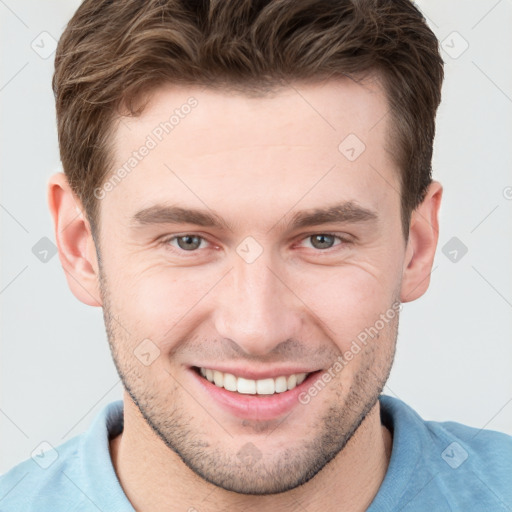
[190,366,322,421]
[194,366,311,395]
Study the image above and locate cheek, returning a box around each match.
[108,264,215,344]
[104,239,402,355]
[295,263,398,352]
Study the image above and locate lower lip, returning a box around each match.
[189,368,321,421]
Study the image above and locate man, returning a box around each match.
[1,0,510,510]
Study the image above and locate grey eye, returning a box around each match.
[308,234,337,250]
[175,235,203,251]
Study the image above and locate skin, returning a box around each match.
[48,76,442,511]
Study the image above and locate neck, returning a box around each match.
[109,394,392,512]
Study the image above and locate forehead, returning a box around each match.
[115,76,390,155]
[102,77,399,231]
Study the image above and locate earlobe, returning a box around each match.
[47,172,102,307]
[400,180,443,303]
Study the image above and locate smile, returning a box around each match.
[197,367,309,395]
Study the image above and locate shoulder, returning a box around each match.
[380,393,512,458]
[0,436,85,512]
[424,417,512,481]
[423,419,512,510]
[378,394,512,510]
[0,400,126,512]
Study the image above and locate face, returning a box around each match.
[95,78,406,494]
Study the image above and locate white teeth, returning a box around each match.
[198,368,310,395]
[296,373,307,385]
[213,370,224,387]
[275,376,288,393]
[256,378,275,395]
[237,377,256,394]
[223,372,237,392]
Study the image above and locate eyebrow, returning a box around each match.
[130,201,378,232]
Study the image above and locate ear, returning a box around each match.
[400,180,443,303]
[47,172,102,307]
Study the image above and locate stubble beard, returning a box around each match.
[98,265,398,495]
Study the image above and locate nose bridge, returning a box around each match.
[214,249,301,356]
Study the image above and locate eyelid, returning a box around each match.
[159,233,214,253]
[294,232,352,250]
[159,231,352,256]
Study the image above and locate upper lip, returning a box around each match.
[191,365,320,380]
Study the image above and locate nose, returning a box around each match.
[213,251,304,356]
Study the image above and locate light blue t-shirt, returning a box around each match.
[1,394,511,511]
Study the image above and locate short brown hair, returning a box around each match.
[53,0,444,240]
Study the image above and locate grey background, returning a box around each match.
[1,0,511,473]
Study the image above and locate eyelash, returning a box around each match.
[158,232,351,256]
